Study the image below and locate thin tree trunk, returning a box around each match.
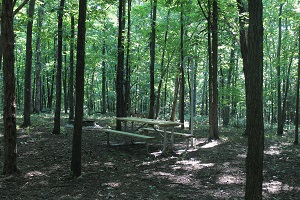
[294,26,300,145]
[155,9,170,119]
[2,0,18,174]
[116,0,125,130]
[22,0,35,127]
[52,0,65,134]
[69,15,75,120]
[179,2,185,128]
[71,0,87,177]
[277,3,284,136]
[101,42,107,114]
[125,0,132,116]
[170,77,180,121]
[149,0,157,119]
[34,0,44,114]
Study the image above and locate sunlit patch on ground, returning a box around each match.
[174,159,215,170]
[263,180,295,194]
[217,174,244,184]
[24,170,47,178]
[200,140,221,148]
[265,144,282,155]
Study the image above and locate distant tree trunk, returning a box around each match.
[101,42,107,114]
[223,44,235,126]
[170,77,180,121]
[209,0,219,140]
[125,0,132,116]
[69,15,75,120]
[155,9,170,119]
[2,0,18,174]
[179,1,185,128]
[34,0,44,114]
[52,0,65,135]
[63,47,68,114]
[149,0,157,119]
[245,0,264,198]
[71,0,87,178]
[116,0,125,130]
[237,0,249,135]
[22,0,35,127]
[294,26,300,145]
[277,3,284,136]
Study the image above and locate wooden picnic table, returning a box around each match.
[116,117,183,153]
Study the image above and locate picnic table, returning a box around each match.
[102,117,188,154]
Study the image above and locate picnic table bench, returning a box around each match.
[101,128,156,153]
[139,127,194,152]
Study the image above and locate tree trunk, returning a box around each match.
[116,0,125,130]
[125,0,132,116]
[69,15,75,120]
[101,42,107,114]
[179,2,185,128]
[22,0,35,127]
[209,0,219,140]
[52,0,65,135]
[294,26,300,145]
[149,0,157,119]
[277,3,284,136]
[2,0,18,174]
[71,0,87,178]
[170,77,180,121]
[34,0,44,114]
[245,0,264,198]
[155,9,170,119]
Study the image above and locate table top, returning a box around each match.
[116,117,183,127]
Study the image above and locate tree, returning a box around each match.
[2,0,18,174]
[245,0,264,198]
[209,0,219,140]
[149,0,157,119]
[52,0,65,135]
[295,25,300,145]
[34,0,45,114]
[22,0,35,127]
[277,3,284,136]
[69,15,75,120]
[71,0,87,177]
[116,0,125,130]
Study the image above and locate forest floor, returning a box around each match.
[0,113,300,200]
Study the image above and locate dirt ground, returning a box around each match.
[0,115,300,199]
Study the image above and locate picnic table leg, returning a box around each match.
[170,127,175,151]
[161,127,167,152]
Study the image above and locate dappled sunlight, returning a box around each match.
[174,159,215,170]
[217,174,244,185]
[24,170,48,178]
[151,171,193,185]
[200,140,221,149]
[263,180,297,194]
[265,144,282,155]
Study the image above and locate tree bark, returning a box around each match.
[34,0,44,114]
[116,0,126,130]
[52,0,65,134]
[22,0,35,127]
[101,42,107,114]
[208,0,219,140]
[294,26,300,145]
[245,0,264,198]
[149,0,157,119]
[277,3,284,136]
[71,0,87,177]
[125,0,132,116]
[179,1,185,128]
[69,15,75,120]
[2,0,18,174]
